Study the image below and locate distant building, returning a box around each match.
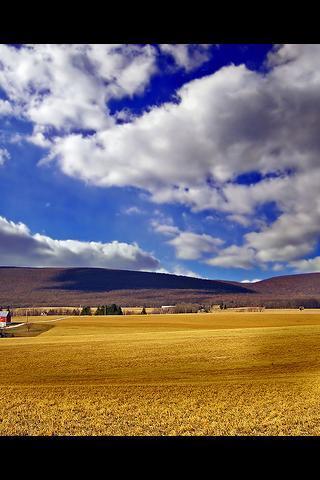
[197,306,207,313]
[210,304,222,311]
[161,305,176,312]
[0,309,11,324]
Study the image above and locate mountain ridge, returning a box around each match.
[0,266,319,308]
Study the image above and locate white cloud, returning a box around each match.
[151,219,180,236]
[155,265,201,278]
[272,263,285,271]
[114,108,137,123]
[205,202,320,270]
[206,245,257,269]
[206,202,320,270]
[41,46,320,215]
[160,44,212,71]
[151,219,223,260]
[290,257,320,273]
[0,44,157,133]
[1,44,320,270]
[0,99,14,116]
[0,148,10,165]
[226,213,251,227]
[241,278,261,283]
[168,231,223,260]
[245,210,320,263]
[0,215,160,271]
[123,206,143,215]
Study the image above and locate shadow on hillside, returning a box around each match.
[40,268,256,294]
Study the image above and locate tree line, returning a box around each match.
[81,304,123,315]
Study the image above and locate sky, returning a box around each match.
[0,43,320,282]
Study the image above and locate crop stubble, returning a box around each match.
[1,312,320,435]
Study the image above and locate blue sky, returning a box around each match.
[0,43,319,281]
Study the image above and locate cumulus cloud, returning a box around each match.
[0,99,14,116]
[0,216,160,271]
[206,202,320,269]
[0,148,10,165]
[114,108,137,124]
[160,44,212,71]
[0,44,157,133]
[39,46,320,211]
[168,232,223,260]
[1,44,320,271]
[272,263,285,272]
[245,211,320,263]
[151,219,180,236]
[290,257,320,273]
[226,214,251,227]
[152,219,223,260]
[206,245,257,269]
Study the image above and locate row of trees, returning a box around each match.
[125,307,147,315]
[12,308,76,316]
[11,299,320,319]
[149,304,209,314]
[80,304,123,315]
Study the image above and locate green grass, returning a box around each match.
[6,323,54,337]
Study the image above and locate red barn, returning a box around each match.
[0,310,11,324]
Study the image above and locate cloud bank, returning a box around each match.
[0,44,320,272]
[0,216,160,271]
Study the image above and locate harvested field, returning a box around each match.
[1,311,320,435]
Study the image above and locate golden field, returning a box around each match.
[1,311,320,435]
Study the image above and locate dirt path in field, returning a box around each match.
[15,316,72,326]
[35,316,73,323]
[5,323,26,329]
[2,316,72,334]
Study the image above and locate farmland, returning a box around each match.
[1,311,320,435]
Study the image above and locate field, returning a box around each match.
[1,310,320,435]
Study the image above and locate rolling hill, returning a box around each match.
[253,273,320,296]
[0,266,319,308]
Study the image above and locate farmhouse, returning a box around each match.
[0,309,12,324]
